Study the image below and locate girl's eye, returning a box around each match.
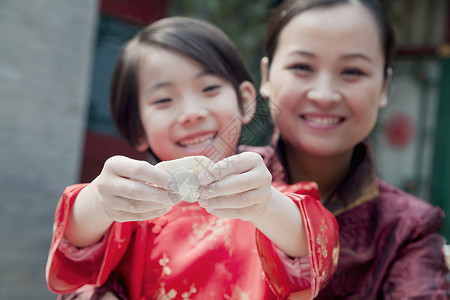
[152,98,172,105]
[203,85,221,93]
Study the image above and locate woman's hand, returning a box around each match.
[198,152,272,222]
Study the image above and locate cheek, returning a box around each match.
[220,114,242,140]
[270,73,301,104]
[270,85,299,119]
[349,92,381,130]
[142,114,169,146]
[214,97,241,126]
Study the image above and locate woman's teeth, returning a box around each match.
[303,116,341,125]
[179,133,215,146]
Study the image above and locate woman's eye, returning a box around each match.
[153,98,172,105]
[342,68,365,77]
[289,64,312,72]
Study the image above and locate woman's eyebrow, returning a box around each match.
[342,53,373,63]
[288,50,315,58]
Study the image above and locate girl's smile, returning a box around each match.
[176,131,217,148]
[137,48,254,162]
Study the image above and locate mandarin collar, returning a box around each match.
[324,142,380,216]
[273,133,379,216]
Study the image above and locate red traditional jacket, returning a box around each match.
[46,148,339,300]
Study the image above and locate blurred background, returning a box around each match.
[0,0,448,298]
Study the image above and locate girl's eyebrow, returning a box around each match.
[142,71,215,96]
[142,81,171,95]
[195,70,217,79]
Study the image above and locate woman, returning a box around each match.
[260,0,450,298]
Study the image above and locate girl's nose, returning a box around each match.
[177,99,207,126]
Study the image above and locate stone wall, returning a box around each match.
[0,0,98,298]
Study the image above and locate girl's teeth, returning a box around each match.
[179,133,215,146]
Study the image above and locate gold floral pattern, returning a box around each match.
[155,282,177,300]
[181,284,197,299]
[155,282,197,300]
[159,253,172,277]
[192,218,234,256]
[316,217,329,283]
[224,284,251,300]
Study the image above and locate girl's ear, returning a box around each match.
[135,135,150,152]
[379,68,393,108]
[239,81,257,125]
[260,57,271,98]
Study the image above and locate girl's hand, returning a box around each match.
[197,152,272,221]
[93,155,179,222]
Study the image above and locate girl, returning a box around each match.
[260,0,450,298]
[46,17,338,299]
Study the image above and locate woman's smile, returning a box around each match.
[300,114,345,128]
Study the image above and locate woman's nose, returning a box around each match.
[306,75,341,108]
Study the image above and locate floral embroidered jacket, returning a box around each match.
[46,148,339,300]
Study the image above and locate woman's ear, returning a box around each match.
[239,81,257,125]
[260,57,271,98]
[379,68,393,108]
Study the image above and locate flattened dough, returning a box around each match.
[156,156,214,203]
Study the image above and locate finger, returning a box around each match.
[98,176,180,205]
[104,156,175,190]
[199,165,271,199]
[199,187,271,209]
[198,152,264,185]
[205,204,265,221]
[107,206,172,222]
[105,195,174,213]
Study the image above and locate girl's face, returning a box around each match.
[137,48,255,162]
[261,3,390,159]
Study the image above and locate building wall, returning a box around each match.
[373,0,450,238]
[0,0,98,298]
[432,56,450,239]
[373,58,441,201]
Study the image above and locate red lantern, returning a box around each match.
[385,114,416,149]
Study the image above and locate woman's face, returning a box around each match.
[137,48,254,162]
[261,3,390,158]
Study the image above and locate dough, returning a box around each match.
[156,156,214,203]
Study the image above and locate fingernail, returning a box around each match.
[167,178,178,192]
[198,198,208,207]
[206,208,216,215]
[198,171,214,185]
[169,192,180,205]
[200,185,214,199]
